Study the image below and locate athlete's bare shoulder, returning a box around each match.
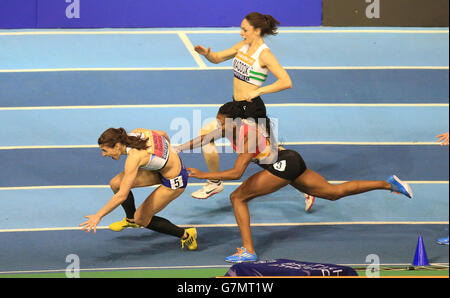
[232,40,246,51]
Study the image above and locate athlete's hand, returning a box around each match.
[187,167,205,179]
[194,45,211,57]
[80,214,101,234]
[243,90,261,102]
[437,132,449,146]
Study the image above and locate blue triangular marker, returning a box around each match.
[412,235,430,266]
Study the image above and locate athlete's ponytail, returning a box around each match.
[245,12,280,37]
[98,127,148,150]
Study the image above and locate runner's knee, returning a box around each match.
[323,187,344,201]
[230,190,251,204]
[134,212,152,227]
[109,175,122,193]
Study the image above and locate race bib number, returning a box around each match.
[169,175,184,189]
[273,160,286,172]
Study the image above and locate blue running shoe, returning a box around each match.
[437,236,449,245]
[225,247,258,263]
[386,175,413,198]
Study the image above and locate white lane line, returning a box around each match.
[0,102,447,111]
[0,145,99,150]
[0,66,448,73]
[1,262,448,275]
[0,29,448,36]
[0,142,445,150]
[177,32,207,69]
[0,181,447,191]
[0,221,448,233]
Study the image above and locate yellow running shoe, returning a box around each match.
[181,228,198,250]
[109,218,140,232]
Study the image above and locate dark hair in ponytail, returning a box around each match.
[98,127,149,150]
[245,12,280,37]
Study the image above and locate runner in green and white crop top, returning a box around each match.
[185,12,308,203]
[233,43,269,87]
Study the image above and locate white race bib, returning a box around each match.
[273,160,286,172]
[169,175,184,189]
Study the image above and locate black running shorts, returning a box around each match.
[233,96,267,119]
[257,149,307,181]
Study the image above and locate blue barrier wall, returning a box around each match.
[0,0,37,28]
[0,0,322,29]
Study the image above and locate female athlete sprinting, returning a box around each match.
[178,102,413,262]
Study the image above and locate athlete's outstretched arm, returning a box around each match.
[188,152,254,181]
[437,132,449,146]
[187,135,255,180]
[194,41,245,64]
[80,154,140,233]
[175,128,224,152]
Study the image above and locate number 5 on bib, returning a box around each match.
[169,176,184,189]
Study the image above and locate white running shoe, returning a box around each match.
[191,180,224,199]
[304,194,315,212]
